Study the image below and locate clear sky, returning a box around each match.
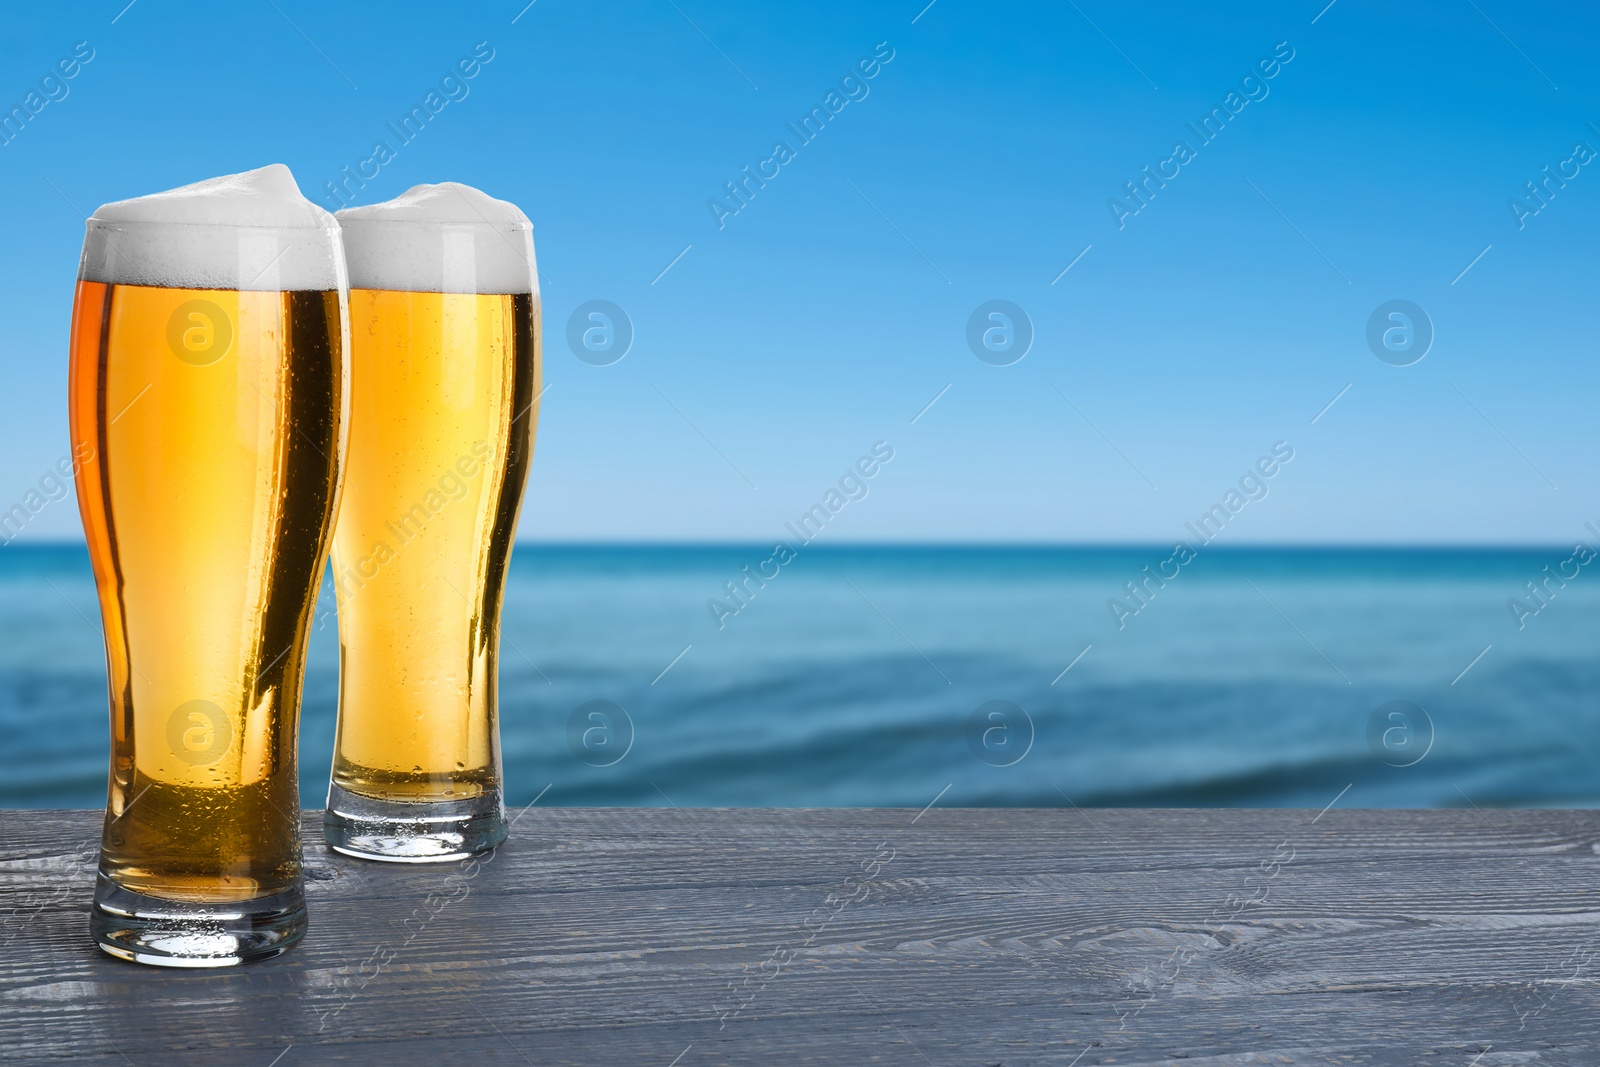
[0,0,1595,544]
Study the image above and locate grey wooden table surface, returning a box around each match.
[1,807,1597,1065]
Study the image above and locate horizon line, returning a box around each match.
[1,538,1590,552]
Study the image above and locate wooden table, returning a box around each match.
[1,807,1596,1064]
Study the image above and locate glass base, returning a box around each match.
[90,873,306,968]
[323,781,507,863]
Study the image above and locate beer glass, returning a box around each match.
[69,166,348,965]
[324,184,539,862]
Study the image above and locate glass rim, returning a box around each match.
[333,215,534,232]
[84,216,343,234]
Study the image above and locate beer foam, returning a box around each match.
[337,183,536,295]
[79,165,344,291]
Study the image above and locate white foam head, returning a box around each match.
[336,183,535,296]
[79,164,344,291]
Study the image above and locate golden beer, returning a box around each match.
[71,166,347,965]
[325,184,538,861]
[330,291,536,798]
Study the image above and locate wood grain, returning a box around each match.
[2,807,1598,1065]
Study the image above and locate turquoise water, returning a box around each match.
[3,543,1597,809]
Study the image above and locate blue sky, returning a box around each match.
[0,0,1596,543]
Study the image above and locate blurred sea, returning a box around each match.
[3,543,1598,810]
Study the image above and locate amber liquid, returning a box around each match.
[69,281,345,902]
[329,290,538,804]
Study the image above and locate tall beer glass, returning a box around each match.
[324,184,539,862]
[69,166,348,965]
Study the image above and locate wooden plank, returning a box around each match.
[1,807,1597,1065]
